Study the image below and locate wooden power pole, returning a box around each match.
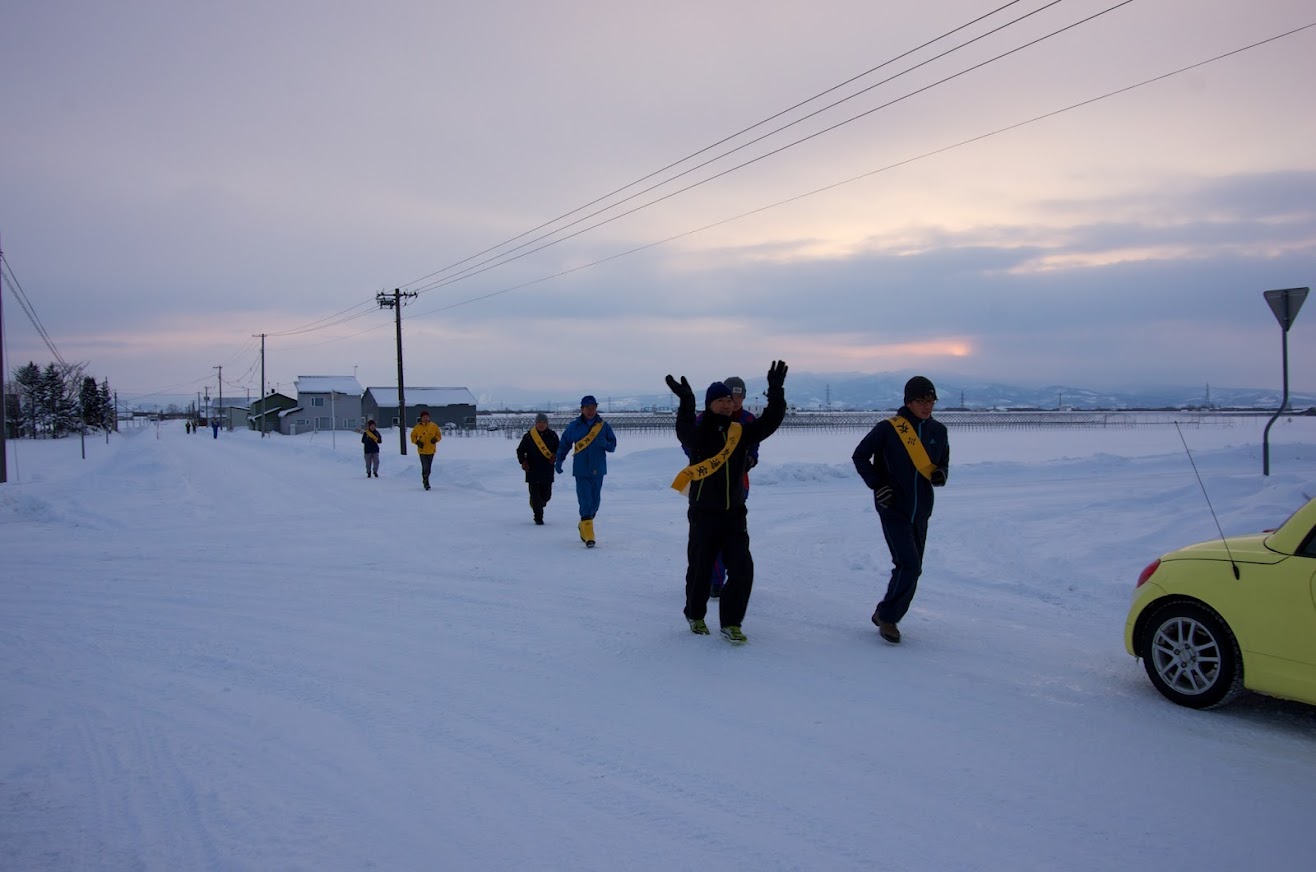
[377,289,417,454]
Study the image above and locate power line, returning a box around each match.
[404,0,1087,297]
[1,254,68,368]
[407,0,1138,300]
[265,298,379,337]
[396,0,1039,292]
[195,2,1106,346]
[405,20,1315,318]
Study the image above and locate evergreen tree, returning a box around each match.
[9,361,97,438]
[80,376,103,429]
[15,362,41,438]
[100,379,114,431]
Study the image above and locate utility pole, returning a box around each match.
[213,365,223,432]
[0,232,7,483]
[253,333,267,436]
[377,288,417,455]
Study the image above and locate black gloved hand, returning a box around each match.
[430,437,438,445]
[665,374,695,404]
[766,360,788,390]
[930,468,947,486]
[873,485,894,509]
[746,455,758,471]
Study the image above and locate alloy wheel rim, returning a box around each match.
[1149,617,1222,695]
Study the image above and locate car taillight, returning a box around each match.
[1136,559,1160,588]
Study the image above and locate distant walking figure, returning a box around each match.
[516,413,560,525]
[409,410,442,490]
[362,419,382,478]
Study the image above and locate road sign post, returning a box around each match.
[1262,287,1308,476]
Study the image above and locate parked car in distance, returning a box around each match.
[1124,496,1316,709]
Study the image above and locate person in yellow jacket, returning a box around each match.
[409,409,443,490]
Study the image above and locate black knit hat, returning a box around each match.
[705,381,733,407]
[534,412,549,424]
[904,376,937,404]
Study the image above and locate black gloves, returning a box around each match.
[766,360,788,390]
[665,375,695,405]
[430,437,438,445]
[873,485,894,508]
[930,468,947,486]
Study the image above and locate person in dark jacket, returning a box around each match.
[666,360,788,644]
[852,375,950,644]
[516,413,560,525]
[361,419,382,478]
[682,375,760,598]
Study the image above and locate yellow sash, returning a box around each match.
[365,429,381,444]
[889,416,937,480]
[670,423,742,495]
[530,428,554,460]
[574,420,604,453]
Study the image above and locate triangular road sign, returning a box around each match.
[1264,287,1308,331]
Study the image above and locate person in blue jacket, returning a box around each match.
[852,376,950,644]
[555,395,617,548]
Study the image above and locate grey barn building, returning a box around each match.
[363,387,478,431]
[286,375,365,435]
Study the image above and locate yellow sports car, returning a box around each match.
[1124,496,1316,709]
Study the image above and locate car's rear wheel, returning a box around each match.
[1140,601,1243,709]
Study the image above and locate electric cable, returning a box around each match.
[407,0,1130,298]
[2,255,68,368]
[410,0,1089,297]
[408,21,1315,318]
[397,0,1038,291]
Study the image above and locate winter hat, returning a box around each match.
[534,412,549,424]
[705,381,733,407]
[903,376,937,404]
[580,395,598,407]
[723,376,746,396]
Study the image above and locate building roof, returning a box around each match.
[295,376,364,395]
[366,386,477,407]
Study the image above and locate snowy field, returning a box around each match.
[2,413,1315,871]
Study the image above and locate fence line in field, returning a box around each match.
[495,410,1281,437]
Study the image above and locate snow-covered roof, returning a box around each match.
[367,387,477,407]
[295,376,364,396]
[277,406,304,418]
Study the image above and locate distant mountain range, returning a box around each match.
[474,371,1316,413]
[124,372,1316,414]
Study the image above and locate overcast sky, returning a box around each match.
[2,0,1314,405]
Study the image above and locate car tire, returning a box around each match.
[1140,601,1244,709]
